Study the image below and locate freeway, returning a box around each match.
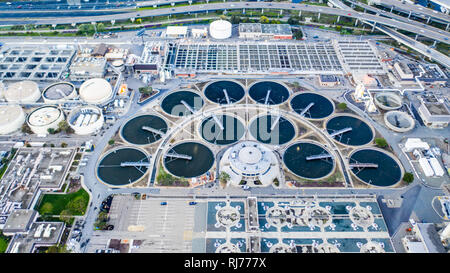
[343,0,450,41]
[0,1,449,45]
[370,0,450,24]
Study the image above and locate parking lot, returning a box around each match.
[87,195,197,253]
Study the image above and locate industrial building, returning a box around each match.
[319,75,340,87]
[69,56,107,81]
[0,46,75,81]
[165,26,188,38]
[401,221,448,253]
[0,105,25,135]
[0,147,76,225]
[42,82,77,103]
[7,221,66,253]
[220,141,280,187]
[417,94,450,128]
[67,105,104,135]
[393,62,414,80]
[239,23,293,39]
[336,41,385,74]
[4,80,41,103]
[79,78,113,105]
[26,106,65,135]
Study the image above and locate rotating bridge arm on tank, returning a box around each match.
[223,89,231,104]
[180,100,195,114]
[298,102,315,117]
[141,126,165,136]
[164,151,192,161]
[329,127,352,138]
[306,153,333,161]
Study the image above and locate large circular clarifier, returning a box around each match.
[326,115,373,146]
[204,81,245,104]
[374,92,402,110]
[161,90,204,117]
[97,148,150,186]
[349,149,402,187]
[290,92,334,119]
[248,81,289,105]
[163,142,214,178]
[249,115,295,145]
[384,111,415,132]
[283,142,335,180]
[121,115,168,145]
[200,115,245,145]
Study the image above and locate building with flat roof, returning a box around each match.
[7,222,65,253]
[2,209,38,236]
[239,23,293,39]
[69,56,107,81]
[319,75,340,87]
[166,26,188,38]
[401,223,447,253]
[417,95,450,128]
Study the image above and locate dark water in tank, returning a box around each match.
[204,81,245,104]
[121,115,167,145]
[161,90,204,117]
[350,149,401,187]
[200,115,245,145]
[326,116,373,146]
[97,148,149,186]
[290,92,334,119]
[249,81,289,105]
[164,142,214,178]
[249,115,295,145]
[283,142,334,179]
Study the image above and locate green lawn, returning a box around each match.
[36,188,90,216]
[0,232,10,253]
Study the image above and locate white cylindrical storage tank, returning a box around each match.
[26,105,65,135]
[0,105,25,135]
[42,82,76,103]
[67,105,104,135]
[112,60,125,72]
[79,78,113,105]
[4,81,41,103]
[209,20,232,40]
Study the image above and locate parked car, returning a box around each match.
[160,201,167,205]
[189,201,197,205]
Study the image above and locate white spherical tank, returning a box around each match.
[79,78,113,105]
[5,81,41,103]
[67,105,104,135]
[209,20,232,40]
[42,82,77,103]
[0,105,25,135]
[26,106,65,135]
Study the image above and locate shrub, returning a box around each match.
[375,138,388,148]
[337,102,347,110]
[403,172,414,184]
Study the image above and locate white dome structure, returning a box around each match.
[42,82,77,103]
[209,20,232,40]
[79,78,113,105]
[220,141,280,187]
[0,105,25,135]
[26,106,64,135]
[67,105,104,135]
[4,81,41,103]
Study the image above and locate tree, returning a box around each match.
[293,29,303,40]
[337,102,347,110]
[403,172,414,184]
[59,209,72,225]
[219,172,230,184]
[58,120,72,134]
[47,128,56,134]
[67,196,88,214]
[40,203,54,215]
[230,15,241,24]
[375,138,388,148]
[259,16,269,24]
[287,16,299,25]
[21,123,32,134]
[138,86,153,95]
[135,19,142,25]
[46,244,69,253]
[108,139,115,146]
[61,142,68,148]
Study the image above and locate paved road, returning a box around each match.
[0,1,449,45]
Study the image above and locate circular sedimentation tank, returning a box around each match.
[203,81,245,104]
[79,78,113,105]
[384,111,415,133]
[42,82,76,103]
[26,105,64,135]
[374,92,402,110]
[248,81,290,105]
[97,147,150,186]
[121,114,168,145]
[161,90,204,117]
[5,80,40,103]
[163,141,214,178]
[326,115,374,146]
[0,105,25,135]
[249,114,295,145]
[283,141,335,180]
[200,114,245,145]
[349,148,402,187]
[290,92,334,119]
